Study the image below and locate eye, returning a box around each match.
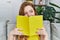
[29,10,33,13]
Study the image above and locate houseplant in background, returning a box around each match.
[36,2,60,22]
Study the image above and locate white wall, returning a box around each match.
[0,0,25,23]
[1,0,60,23]
[33,0,49,5]
[49,0,60,22]
[50,0,60,11]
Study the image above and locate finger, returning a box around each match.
[14,32,23,35]
[14,28,23,31]
[13,28,24,35]
[36,30,46,35]
[13,35,17,40]
[40,35,45,40]
[37,28,45,31]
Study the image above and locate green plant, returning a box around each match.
[36,6,43,15]
[43,6,56,22]
[36,2,60,22]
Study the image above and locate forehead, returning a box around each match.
[24,5,33,11]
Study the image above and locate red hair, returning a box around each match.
[19,2,37,15]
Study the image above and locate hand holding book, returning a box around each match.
[16,15,43,40]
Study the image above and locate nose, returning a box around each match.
[24,14,30,17]
[28,13,34,16]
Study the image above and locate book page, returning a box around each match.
[29,15,43,36]
[16,16,29,35]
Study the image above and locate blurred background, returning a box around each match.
[0,0,60,40]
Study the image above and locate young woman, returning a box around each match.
[8,1,48,40]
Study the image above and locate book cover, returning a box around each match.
[16,16,29,35]
[16,15,43,36]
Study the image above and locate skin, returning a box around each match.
[8,5,48,40]
[24,6,35,16]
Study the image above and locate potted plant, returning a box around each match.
[36,2,60,22]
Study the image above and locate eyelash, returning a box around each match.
[30,11,33,13]
[24,10,33,14]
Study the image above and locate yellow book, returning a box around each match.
[16,15,43,36]
[16,16,29,35]
[29,16,43,36]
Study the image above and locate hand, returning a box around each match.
[36,27,48,40]
[9,28,23,35]
[8,28,28,40]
